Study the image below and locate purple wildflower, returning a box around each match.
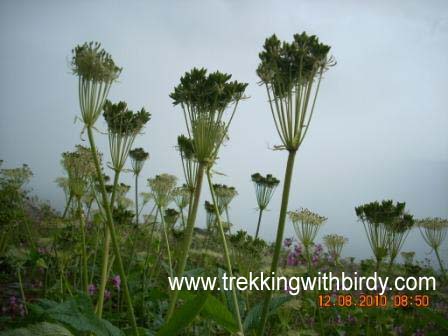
[88,283,97,296]
[111,275,121,290]
[284,238,293,248]
[104,289,111,301]
[413,330,425,336]
[287,253,298,266]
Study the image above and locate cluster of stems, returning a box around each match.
[166,68,247,334]
[355,200,413,271]
[72,42,144,335]
[256,33,334,335]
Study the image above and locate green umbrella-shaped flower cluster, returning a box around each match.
[148,174,177,209]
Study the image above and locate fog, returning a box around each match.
[1,0,447,263]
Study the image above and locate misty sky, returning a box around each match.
[1,0,447,263]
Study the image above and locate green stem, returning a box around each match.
[225,207,232,235]
[62,194,73,219]
[17,269,28,315]
[207,169,244,335]
[96,171,119,317]
[86,126,139,336]
[135,174,139,226]
[159,206,173,278]
[258,150,296,335]
[78,199,89,293]
[255,209,264,239]
[434,248,446,277]
[166,163,205,321]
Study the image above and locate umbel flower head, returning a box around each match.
[417,217,448,250]
[251,173,280,210]
[213,184,238,210]
[72,42,121,82]
[148,174,177,208]
[204,200,218,231]
[170,68,248,165]
[177,135,198,192]
[164,208,180,228]
[129,147,149,175]
[355,200,412,265]
[61,145,98,198]
[256,33,335,151]
[103,100,151,172]
[172,185,190,210]
[323,234,348,261]
[289,208,327,247]
[72,42,122,126]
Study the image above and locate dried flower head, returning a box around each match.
[103,100,151,172]
[323,234,348,262]
[148,174,177,208]
[256,33,335,151]
[355,200,412,266]
[129,147,149,175]
[72,42,121,126]
[204,200,218,231]
[164,208,180,228]
[417,217,448,250]
[61,145,97,198]
[213,184,238,209]
[289,208,326,247]
[71,42,121,83]
[170,68,248,165]
[172,186,190,210]
[177,135,198,191]
[251,173,280,210]
[103,100,150,135]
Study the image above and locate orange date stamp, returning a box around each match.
[318,294,430,308]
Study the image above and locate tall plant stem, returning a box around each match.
[166,163,205,320]
[258,150,296,335]
[62,194,73,219]
[135,174,139,226]
[78,199,89,293]
[207,169,244,335]
[86,126,139,336]
[255,209,264,239]
[434,248,446,277]
[159,207,173,278]
[96,171,119,317]
[224,207,232,235]
[17,269,28,315]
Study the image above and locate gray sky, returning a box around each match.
[1,0,447,263]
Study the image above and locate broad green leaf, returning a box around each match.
[243,295,292,332]
[202,294,238,333]
[157,292,208,336]
[0,322,73,336]
[40,294,123,336]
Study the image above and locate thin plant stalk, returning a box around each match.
[159,207,173,278]
[166,162,205,320]
[17,269,28,315]
[86,127,138,335]
[207,169,244,335]
[96,171,119,317]
[62,194,73,219]
[258,150,296,335]
[135,174,139,225]
[255,209,264,239]
[78,199,89,293]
